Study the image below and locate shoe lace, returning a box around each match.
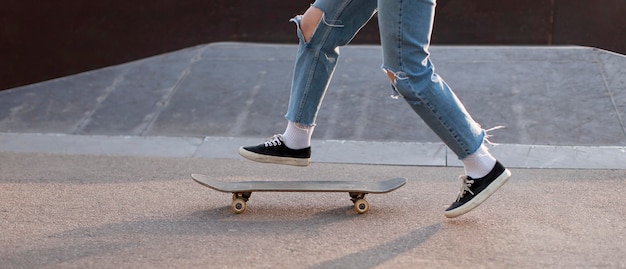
[455,175,475,202]
[263,134,284,147]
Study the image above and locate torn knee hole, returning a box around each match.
[383,69,408,84]
[291,7,345,43]
[299,7,323,42]
[385,70,396,84]
[383,69,408,99]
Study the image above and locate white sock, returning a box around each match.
[282,121,314,150]
[461,145,497,179]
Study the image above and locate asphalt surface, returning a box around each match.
[0,153,624,268]
[0,43,625,268]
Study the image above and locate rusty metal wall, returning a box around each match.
[1,0,624,90]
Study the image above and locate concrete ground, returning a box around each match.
[0,43,625,268]
[0,153,624,268]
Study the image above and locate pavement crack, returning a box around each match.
[72,75,125,134]
[595,51,626,140]
[138,46,207,136]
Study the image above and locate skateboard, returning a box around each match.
[191,174,407,214]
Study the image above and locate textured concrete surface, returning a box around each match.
[0,153,624,268]
[0,43,625,168]
[2,43,625,145]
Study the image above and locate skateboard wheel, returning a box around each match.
[353,199,369,214]
[231,199,247,214]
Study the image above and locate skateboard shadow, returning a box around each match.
[2,206,426,268]
[308,223,441,269]
[192,205,364,236]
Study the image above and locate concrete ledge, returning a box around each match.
[1,133,624,170]
[0,133,203,158]
[447,143,626,170]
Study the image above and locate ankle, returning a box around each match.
[461,145,497,179]
[282,121,314,150]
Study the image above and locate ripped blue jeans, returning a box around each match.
[285,0,485,159]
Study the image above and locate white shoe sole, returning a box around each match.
[238,147,310,167]
[444,169,512,218]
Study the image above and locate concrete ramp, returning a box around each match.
[0,43,624,168]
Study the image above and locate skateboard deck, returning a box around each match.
[191,174,407,214]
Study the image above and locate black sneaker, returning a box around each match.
[444,161,511,218]
[238,134,311,167]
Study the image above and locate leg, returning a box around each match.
[239,0,377,166]
[379,0,493,178]
[378,0,484,160]
[377,0,511,218]
[286,0,378,126]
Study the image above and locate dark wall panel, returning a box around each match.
[432,0,554,44]
[1,0,624,90]
[552,0,626,54]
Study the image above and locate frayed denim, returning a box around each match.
[285,0,485,159]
